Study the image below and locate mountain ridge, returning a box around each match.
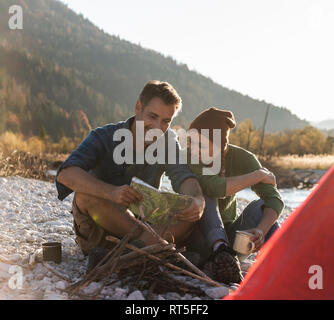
[0,0,309,140]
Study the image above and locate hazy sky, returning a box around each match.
[61,0,334,122]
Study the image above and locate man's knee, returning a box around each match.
[74,192,101,214]
[245,199,265,214]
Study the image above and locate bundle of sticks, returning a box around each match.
[67,207,223,299]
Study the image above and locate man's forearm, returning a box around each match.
[256,207,279,235]
[57,166,113,200]
[179,177,204,199]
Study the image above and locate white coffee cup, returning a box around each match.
[233,230,255,255]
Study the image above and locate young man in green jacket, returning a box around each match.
[182,107,284,284]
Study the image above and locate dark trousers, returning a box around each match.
[182,196,279,264]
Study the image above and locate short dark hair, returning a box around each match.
[139,80,182,112]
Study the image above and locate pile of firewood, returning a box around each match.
[67,207,224,299]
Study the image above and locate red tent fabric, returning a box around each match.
[224,165,334,300]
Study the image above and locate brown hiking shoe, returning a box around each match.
[203,244,243,285]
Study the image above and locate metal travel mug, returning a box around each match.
[42,242,62,264]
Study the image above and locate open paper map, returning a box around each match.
[128,177,193,226]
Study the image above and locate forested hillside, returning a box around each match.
[0,0,309,141]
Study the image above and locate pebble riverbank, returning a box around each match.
[0,176,293,300]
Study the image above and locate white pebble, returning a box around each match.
[83,282,102,295]
[44,292,66,300]
[0,263,11,274]
[113,287,128,300]
[127,290,145,300]
[205,286,229,299]
[42,277,52,285]
[55,281,67,290]
[165,292,181,300]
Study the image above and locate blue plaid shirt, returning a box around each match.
[56,116,197,201]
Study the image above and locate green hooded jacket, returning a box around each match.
[187,144,284,226]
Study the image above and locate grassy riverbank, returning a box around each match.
[1,131,333,186]
[268,154,334,171]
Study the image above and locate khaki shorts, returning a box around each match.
[71,194,117,255]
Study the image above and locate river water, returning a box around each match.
[49,170,313,210]
[160,175,312,210]
[237,188,312,209]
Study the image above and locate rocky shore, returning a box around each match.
[0,176,293,300]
